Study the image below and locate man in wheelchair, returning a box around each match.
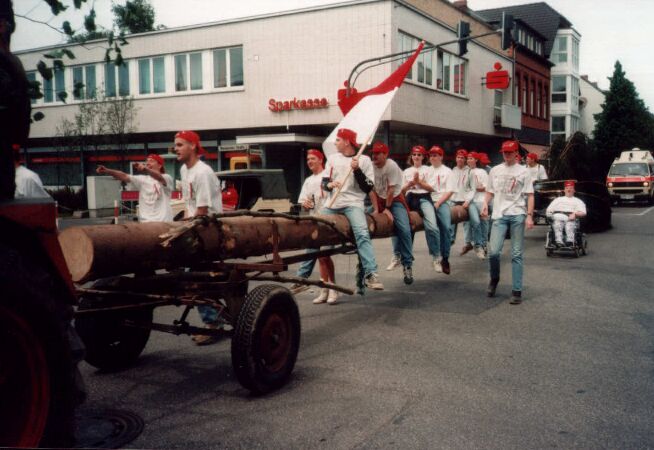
[545,180,587,247]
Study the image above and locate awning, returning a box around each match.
[521,143,549,159]
[236,133,324,145]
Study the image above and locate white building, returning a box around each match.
[549,27,581,143]
[17,0,515,196]
[578,75,605,138]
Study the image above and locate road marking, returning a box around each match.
[613,206,654,216]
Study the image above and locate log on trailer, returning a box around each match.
[59,206,470,283]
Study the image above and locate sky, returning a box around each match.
[11,0,654,110]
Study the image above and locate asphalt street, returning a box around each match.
[74,205,654,449]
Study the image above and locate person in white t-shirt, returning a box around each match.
[401,145,442,272]
[369,141,414,285]
[97,153,173,222]
[449,149,470,248]
[462,152,489,259]
[546,180,586,246]
[174,130,223,344]
[321,128,383,291]
[526,153,548,183]
[292,149,339,304]
[13,144,50,199]
[481,140,535,305]
[428,145,453,274]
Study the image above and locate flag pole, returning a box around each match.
[326,135,372,209]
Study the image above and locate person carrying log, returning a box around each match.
[428,145,453,274]
[321,128,384,291]
[96,154,173,222]
[174,130,224,344]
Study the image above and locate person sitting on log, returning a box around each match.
[321,128,384,291]
[428,145,453,274]
[369,141,414,285]
[97,154,173,222]
[545,180,586,247]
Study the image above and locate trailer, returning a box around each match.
[61,207,469,394]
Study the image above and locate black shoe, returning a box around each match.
[403,266,414,285]
[510,290,522,305]
[441,258,451,275]
[565,241,574,247]
[487,278,499,297]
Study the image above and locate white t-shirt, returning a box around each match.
[450,166,470,202]
[428,165,452,203]
[403,165,432,195]
[487,162,534,219]
[373,159,403,200]
[527,164,548,182]
[14,166,50,199]
[546,196,586,216]
[128,173,173,222]
[180,160,223,216]
[324,152,374,209]
[298,170,327,214]
[468,168,489,203]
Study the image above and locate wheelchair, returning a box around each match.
[544,213,588,258]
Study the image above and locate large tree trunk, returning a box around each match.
[59,206,470,283]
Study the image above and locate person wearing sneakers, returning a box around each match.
[293,149,339,305]
[449,149,470,249]
[321,128,384,291]
[526,153,548,182]
[175,130,225,344]
[401,145,442,273]
[96,153,173,222]
[428,145,453,274]
[545,180,586,247]
[462,152,489,259]
[369,142,414,285]
[481,140,535,305]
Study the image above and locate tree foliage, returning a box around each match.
[592,61,654,171]
[112,0,156,34]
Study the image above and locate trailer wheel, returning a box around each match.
[231,285,301,394]
[76,297,153,371]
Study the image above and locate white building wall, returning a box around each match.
[549,28,581,141]
[579,77,605,137]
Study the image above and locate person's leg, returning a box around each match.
[509,214,526,293]
[296,250,317,279]
[565,219,576,244]
[435,202,452,273]
[342,206,378,276]
[552,216,565,244]
[467,202,482,248]
[487,216,508,296]
[419,198,441,260]
[197,305,218,324]
[390,201,414,268]
[387,236,401,270]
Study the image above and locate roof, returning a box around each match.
[476,2,573,56]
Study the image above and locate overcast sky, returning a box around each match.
[12,0,654,109]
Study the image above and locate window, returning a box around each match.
[544,86,549,119]
[212,46,244,88]
[44,65,65,103]
[26,71,37,104]
[516,71,521,108]
[436,50,465,96]
[453,60,465,95]
[175,52,203,91]
[570,116,579,134]
[72,64,96,100]
[398,33,432,87]
[530,80,535,116]
[552,75,567,103]
[138,57,166,94]
[522,75,528,113]
[551,116,566,142]
[572,38,579,71]
[494,90,503,124]
[105,62,130,97]
[536,81,542,118]
[400,33,414,81]
[551,36,568,64]
[571,77,580,112]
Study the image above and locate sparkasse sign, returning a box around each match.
[268,97,329,112]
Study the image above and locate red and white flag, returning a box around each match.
[322,41,425,157]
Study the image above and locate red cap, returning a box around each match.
[175,130,205,155]
[11,144,20,152]
[456,149,468,158]
[527,152,539,160]
[372,142,389,154]
[411,145,427,156]
[500,140,520,153]
[147,153,164,166]
[307,149,325,162]
[479,152,491,165]
[429,145,444,156]
[467,152,481,161]
[337,128,359,148]
[564,180,576,187]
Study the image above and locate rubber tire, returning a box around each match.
[0,243,81,448]
[75,295,153,371]
[231,285,301,395]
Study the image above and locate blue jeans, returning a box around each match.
[296,248,318,279]
[416,197,441,258]
[434,202,452,259]
[488,214,526,292]
[388,201,414,268]
[467,202,486,248]
[322,206,378,276]
[198,305,218,324]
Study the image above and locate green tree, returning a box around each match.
[112,0,156,34]
[592,61,654,171]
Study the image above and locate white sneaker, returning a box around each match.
[364,273,384,290]
[475,247,486,260]
[433,257,443,273]
[386,255,401,271]
[312,288,329,304]
[327,290,340,304]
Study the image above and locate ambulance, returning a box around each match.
[606,148,654,204]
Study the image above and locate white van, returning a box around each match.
[606,148,654,204]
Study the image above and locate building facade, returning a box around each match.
[578,75,605,138]
[18,0,515,197]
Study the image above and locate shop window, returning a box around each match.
[213,45,244,88]
[105,62,130,97]
[138,56,165,94]
[72,64,96,100]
